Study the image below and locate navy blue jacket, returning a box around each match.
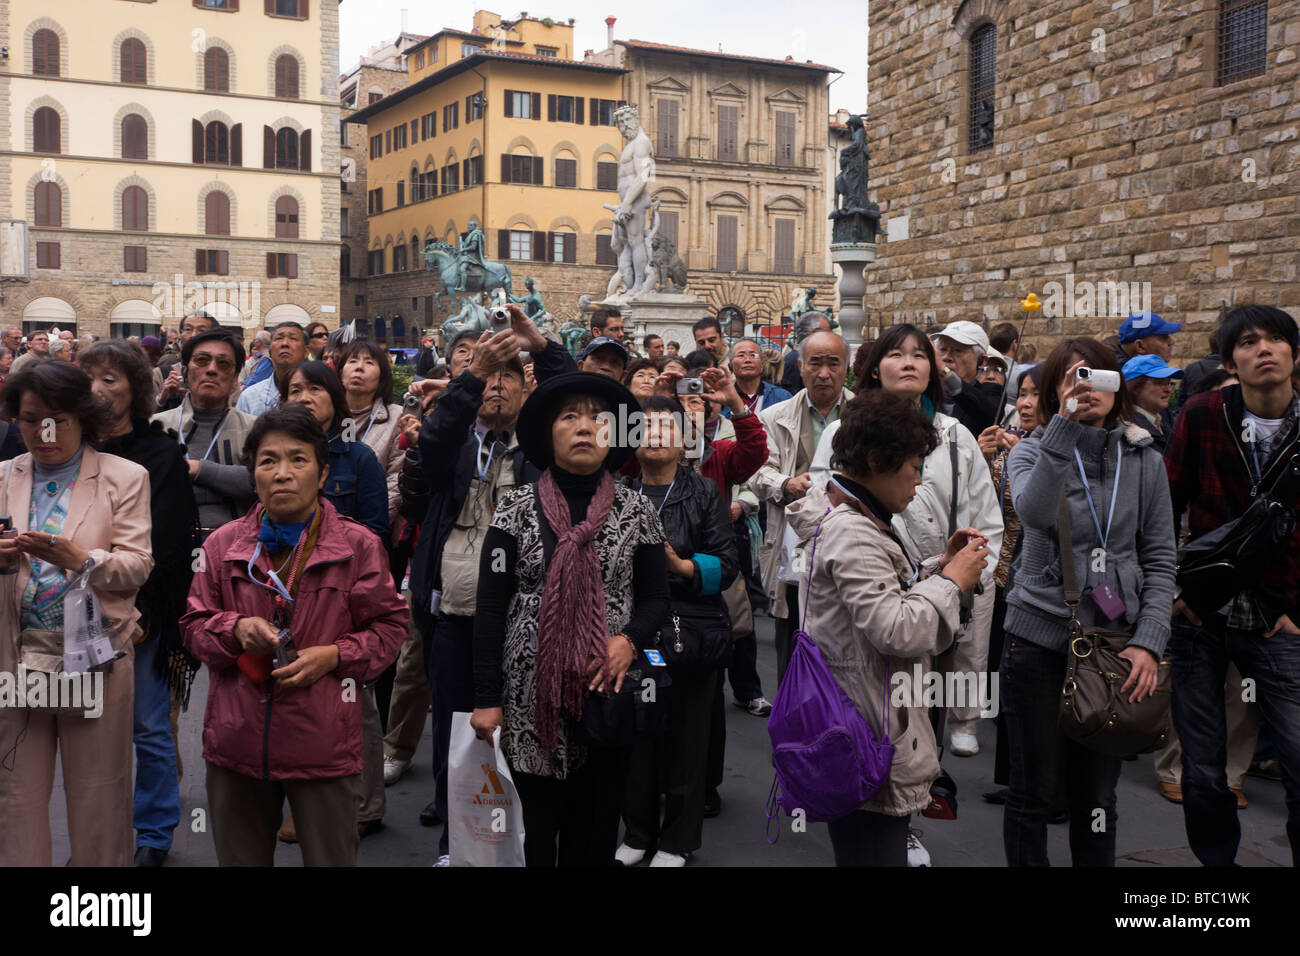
[721,379,793,417]
[325,435,389,540]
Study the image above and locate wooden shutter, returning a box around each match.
[218,251,229,275]
[34,107,59,153]
[300,0,309,20]
[717,215,737,271]
[263,126,275,167]
[123,186,147,231]
[267,252,276,276]
[533,231,545,261]
[547,94,556,122]
[122,114,147,159]
[575,97,584,124]
[193,119,204,163]
[35,182,60,227]
[33,29,60,76]
[504,90,513,117]
[774,218,795,273]
[589,98,598,125]
[531,92,541,119]
[287,254,298,279]
[299,129,311,171]
[206,192,230,235]
[121,38,146,85]
[196,249,206,274]
[776,110,795,165]
[657,99,678,156]
[231,123,243,166]
[205,48,228,92]
[265,0,274,12]
[545,231,556,262]
[564,232,576,263]
[463,158,469,184]
[718,105,738,161]
[500,154,510,183]
[498,229,510,259]
[532,156,543,185]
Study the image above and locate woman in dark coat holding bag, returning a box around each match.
[616,395,739,867]
[470,372,669,867]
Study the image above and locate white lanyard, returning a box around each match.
[639,477,676,517]
[475,429,507,482]
[357,402,380,445]
[1073,447,1122,551]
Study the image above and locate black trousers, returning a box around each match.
[987,585,1010,786]
[428,612,476,857]
[826,810,909,867]
[512,746,629,867]
[774,585,800,687]
[623,667,719,855]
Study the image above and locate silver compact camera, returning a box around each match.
[488,306,512,334]
[1075,367,1121,393]
[675,377,704,395]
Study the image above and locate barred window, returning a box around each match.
[1217,0,1268,85]
[969,23,996,152]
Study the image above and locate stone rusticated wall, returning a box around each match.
[867,0,1300,362]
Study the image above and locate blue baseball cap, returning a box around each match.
[1122,355,1185,382]
[1118,313,1182,344]
[577,335,628,367]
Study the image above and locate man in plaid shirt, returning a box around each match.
[1163,304,1300,867]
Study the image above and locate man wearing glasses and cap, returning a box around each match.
[933,320,1005,434]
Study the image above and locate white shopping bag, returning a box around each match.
[448,711,526,867]
[776,522,806,585]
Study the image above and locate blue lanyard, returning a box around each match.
[247,540,296,610]
[1073,448,1122,551]
[639,477,676,517]
[183,408,229,462]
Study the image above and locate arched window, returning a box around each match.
[122,185,148,232]
[393,315,406,339]
[33,107,60,153]
[205,48,230,92]
[275,195,299,239]
[33,28,60,76]
[410,165,419,202]
[410,237,419,270]
[275,55,299,99]
[120,38,147,85]
[205,192,231,236]
[205,122,230,164]
[275,128,299,170]
[122,114,148,160]
[374,316,387,340]
[34,182,62,227]
[969,24,996,152]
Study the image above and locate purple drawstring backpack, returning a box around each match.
[765,507,895,843]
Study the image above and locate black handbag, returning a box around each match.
[578,652,673,749]
[656,600,732,669]
[1055,498,1172,756]
[1175,452,1300,619]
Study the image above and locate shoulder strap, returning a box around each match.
[0,456,10,516]
[1056,494,1080,610]
[947,432,960,538]
[799,507,832,632]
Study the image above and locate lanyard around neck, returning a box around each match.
[184,405,229,463]
[1072,447,1122,551]
[639,477,676,517]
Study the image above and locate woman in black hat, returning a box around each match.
[469,372,670,867]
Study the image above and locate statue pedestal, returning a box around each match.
[594,292,711,348]
[831,242,876,360]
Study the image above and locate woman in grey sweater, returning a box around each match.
[1002,337,1176,867]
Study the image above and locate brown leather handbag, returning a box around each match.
[1055,498,1171,756]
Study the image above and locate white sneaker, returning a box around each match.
[614,843,646,867]
[949,732,980,756]
[433,854,450,867]
[907,828,931,868]
[383,755,411,786]
[648,850,688,867]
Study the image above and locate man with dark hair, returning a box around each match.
[683,348,717,372]
[9,329,49,376]
[643,333,664,360]
[1164,304,1300,867]
[237,322,308,416]
[577,336,628,380]
[158,312,221,410]
[781,313,830,393]
[666,340,681,358]
[693,316,728,364]
[591,309,624,343]
[402,306,575,863]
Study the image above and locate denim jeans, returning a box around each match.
[1168,615,1300,866]
[1001,635,1122,866]
[133,636,180,850]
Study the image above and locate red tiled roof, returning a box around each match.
[622,39,839,73]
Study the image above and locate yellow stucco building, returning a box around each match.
[1,0,341,338]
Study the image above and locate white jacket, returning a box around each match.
[747,386,854,618]
[811,411,1003,588]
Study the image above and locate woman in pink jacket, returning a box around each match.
[181,404,409,866]
[0,359,154,867]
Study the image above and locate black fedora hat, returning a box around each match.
[516,371,640,472]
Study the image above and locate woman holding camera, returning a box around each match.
[616,395,739,867]
[470,372,669,867]
[181,405,408,866]
[0,360,154,866]
[788,390,989,866]
[1001,338,1175,866]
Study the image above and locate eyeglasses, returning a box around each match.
[191,353,236,372]
[310,332,328,340]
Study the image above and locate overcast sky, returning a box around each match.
[340,1,868,114]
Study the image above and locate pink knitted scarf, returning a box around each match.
[534,467,616,752]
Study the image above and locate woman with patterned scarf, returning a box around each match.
[471,371,670,867]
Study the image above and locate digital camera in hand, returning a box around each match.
[1075,367,1120,393]
[489,307,512,334]
[676,377,704,395]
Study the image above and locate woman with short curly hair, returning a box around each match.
[787,389,990,866]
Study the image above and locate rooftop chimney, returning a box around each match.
[401,8,407,35]
[605,16,616,49]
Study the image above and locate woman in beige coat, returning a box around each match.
[338,341,405,533]
[0,360,153,866]
[786,390,987,867]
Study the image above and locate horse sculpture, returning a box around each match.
[423,241,513,315]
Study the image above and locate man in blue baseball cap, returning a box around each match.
[1115,312,1182,367]
[577,335,629,380]
[1122,353,1184,453]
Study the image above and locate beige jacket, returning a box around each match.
[353,400,405,531]
[0,446,155,652]
[786,486,962,817]
[746,386,853,618]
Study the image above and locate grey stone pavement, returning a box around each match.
[47,615,1290,867]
